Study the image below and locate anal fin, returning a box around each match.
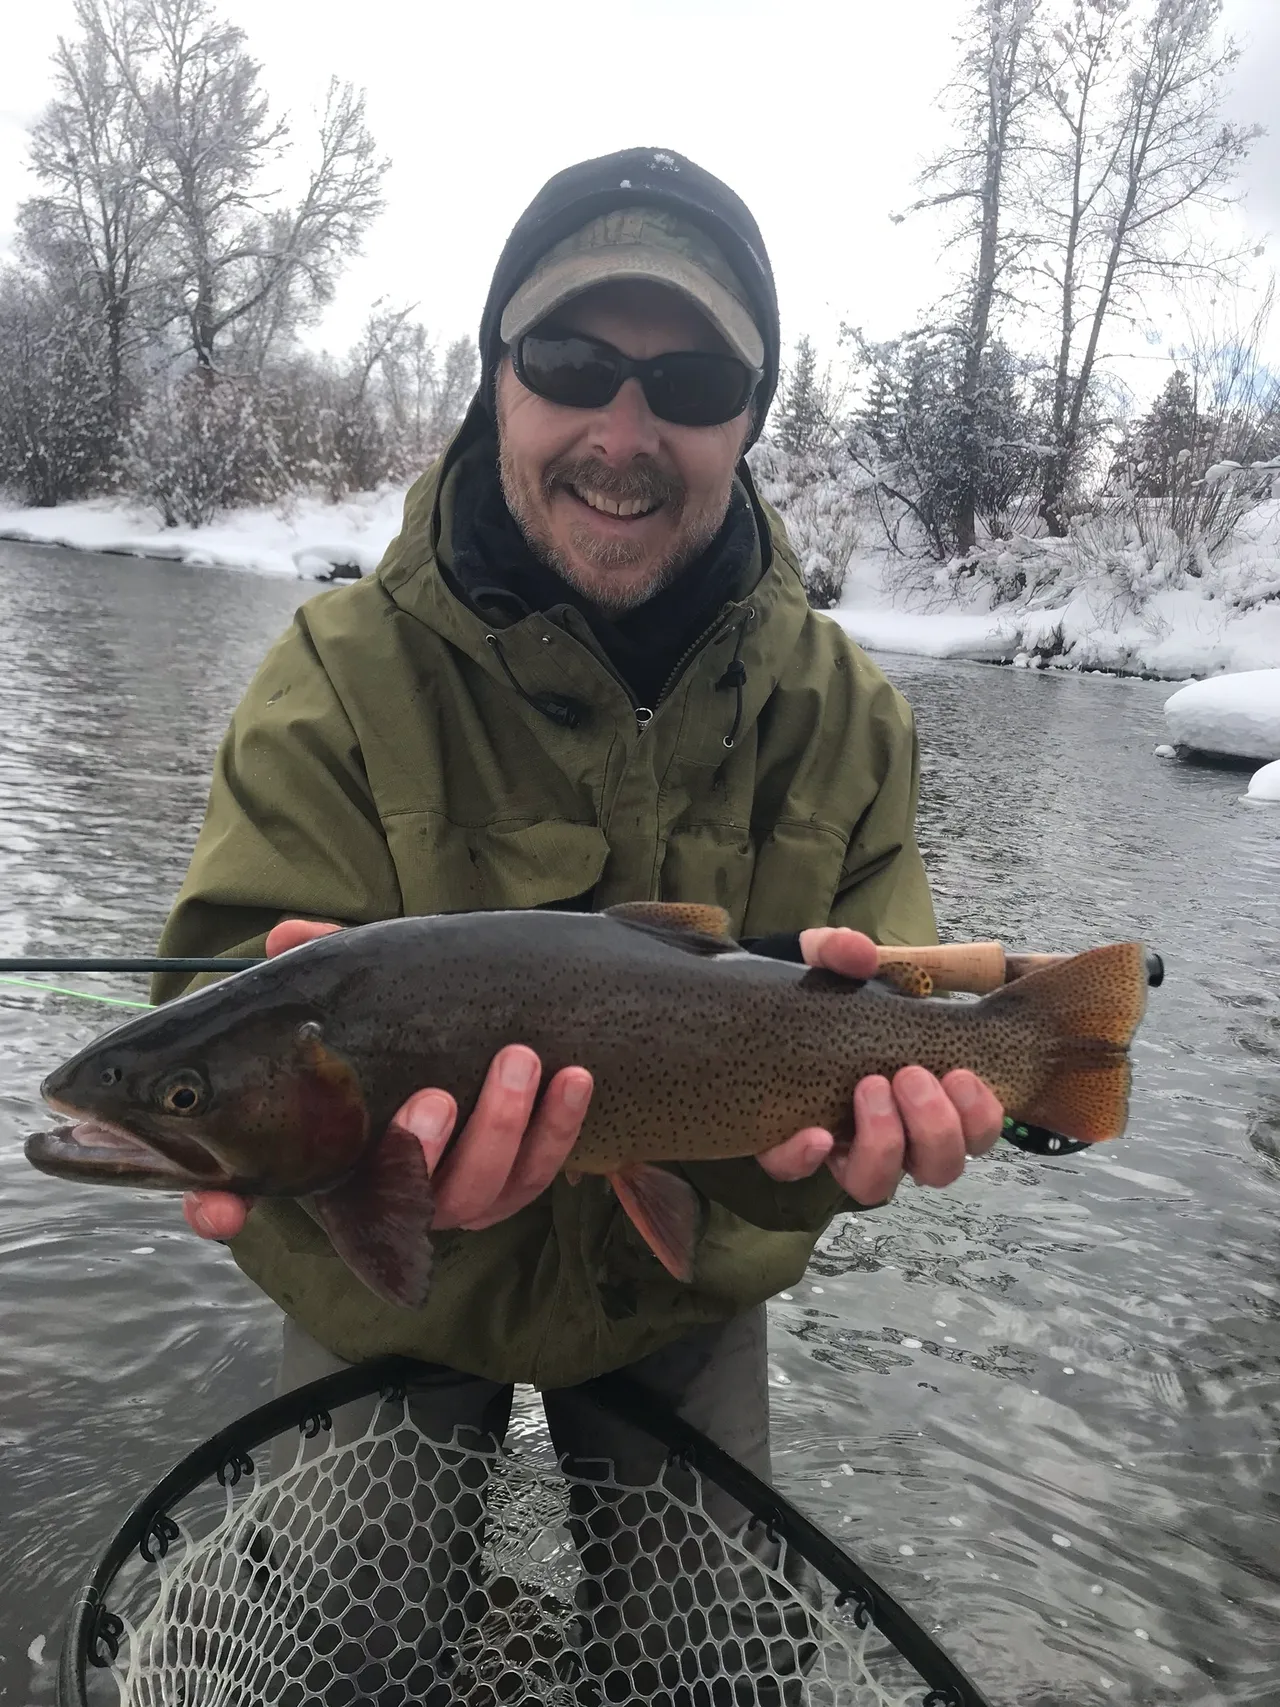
[312,1125,434,1309]
[609,1163,700,1283]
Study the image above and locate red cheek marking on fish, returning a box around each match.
[292,1034,370,1184]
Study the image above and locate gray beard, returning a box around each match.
[498,452,730,614]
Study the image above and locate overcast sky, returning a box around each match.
[2,0,1277,400]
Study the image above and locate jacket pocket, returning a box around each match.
[742,819,849,934]
[658,820,757,927]
[384,813,611,915]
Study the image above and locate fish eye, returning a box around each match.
[157,1070,209,1117]
[99,1066,123,1087]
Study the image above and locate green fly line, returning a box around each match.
[0,976,151,1010]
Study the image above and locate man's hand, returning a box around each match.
[756,927,1004,1204]
[182,919,594,1243]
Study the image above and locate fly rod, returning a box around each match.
[0,942,1165,992]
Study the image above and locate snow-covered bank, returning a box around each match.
[829,515,1280,680]
[4,483,1280,683]
[1163,670,1280,762]
[0,489,405,579]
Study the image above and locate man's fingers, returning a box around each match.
[758,1127,835,1182]
[461,1067,593,1230]
[183,1190,250,1240]
[893,1066,967,1187]
[431,1046,542,1230]
[940,1069,1004,1154]
[797,926,879,981]
[830,1077,906,1204]
[391,1089,458,1177]
[265,919,342,958]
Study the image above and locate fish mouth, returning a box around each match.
[27,1103,234,1189]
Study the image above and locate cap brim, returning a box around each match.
[500,247,764,371]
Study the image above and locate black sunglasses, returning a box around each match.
[513,332,760,428]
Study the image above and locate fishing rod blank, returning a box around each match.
[0,958,262,973]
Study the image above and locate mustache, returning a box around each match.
[542,455,686,510]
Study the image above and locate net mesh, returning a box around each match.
[84,1393,944,1707]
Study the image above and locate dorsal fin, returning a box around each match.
[603,901,740,958]
[605,902,734,938]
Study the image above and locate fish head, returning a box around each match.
[27,987,370,1196]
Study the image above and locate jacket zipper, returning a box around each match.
[632,607,745,735]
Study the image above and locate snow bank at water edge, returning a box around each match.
[1163,670,1280,761]
[825,502,1280,679]
[0,489,406,579]
[1245,759,1280,802]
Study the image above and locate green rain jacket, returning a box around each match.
[153,444,937,1389]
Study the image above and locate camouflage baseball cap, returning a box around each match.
[499,205,765,371]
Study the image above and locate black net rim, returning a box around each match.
[57,1354,994,1707]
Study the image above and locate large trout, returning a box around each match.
[25,902,1150,1308]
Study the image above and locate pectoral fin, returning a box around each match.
[311,1125,434,1309]
[609,1163,700,1282]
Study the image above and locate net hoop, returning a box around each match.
[57,1354,994,1707]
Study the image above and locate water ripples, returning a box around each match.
[0,548,1277,1704]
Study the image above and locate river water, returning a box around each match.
[0,539,1275,1707]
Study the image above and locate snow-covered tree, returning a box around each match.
[83,0,388,376]
[1027,0,1259,533]
[846,327,1044,557]
[22,0,161,435]
[774,335,831,456]
[904,0,1046,552]
[0,270,115,504]
[122,371,284,523]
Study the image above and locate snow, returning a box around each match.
[830,606,1016,660]
[0,489,405,580]
[1163,670,1280,761]
[1245,759,1280,802]
[826,501,1280,680]
[3,469,1280,688]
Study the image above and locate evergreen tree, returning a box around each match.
[775,336,829,455]
[1131,371,1203,497]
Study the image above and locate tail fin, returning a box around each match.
[985,943,1149,1142]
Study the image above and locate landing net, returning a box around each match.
[61,1358,990,1707]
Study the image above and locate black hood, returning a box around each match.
[469,147,780,453]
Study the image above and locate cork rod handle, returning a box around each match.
[872,941,1011,995]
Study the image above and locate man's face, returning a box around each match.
[496,279,754,612]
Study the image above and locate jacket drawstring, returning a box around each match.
[715,608,754,749]
[485,633,583,729]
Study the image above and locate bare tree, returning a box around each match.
[1030,0,1260,533]
[91,0,388,374]
[380,326,479,464]
[22,0,161,432]
[903,0,1046,553]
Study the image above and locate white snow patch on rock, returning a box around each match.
[1245,758,1280,801]
[1164,669,1280,761]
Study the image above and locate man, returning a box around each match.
[157,147,1001,1672]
